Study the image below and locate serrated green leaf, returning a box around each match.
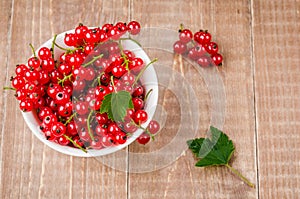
[187,126,235,167]
[100,91,133,122]
[100,93,113,119]
[187,138,205,157]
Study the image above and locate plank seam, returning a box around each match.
[249,0,260,198]
[0,0,14,197]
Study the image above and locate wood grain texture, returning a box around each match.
[129,0,256,198]
[252,0,300,198]
[1,0,130,199]
[1,0,299,198]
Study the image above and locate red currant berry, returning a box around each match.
[205,42,219,55]
[74,101,89,115]
[28,57,41,69]
[115,132,127,144]
[137,132,150,145]
[25,69,40,82]
[173,41,187,54]
[194,30,211,45]
[43,114,58,126]
[90,136,103,149]
[38,47,52,60]
[39,70,50,85]
[78,128,92,143]
[58,101,73,117]
[148,120,160,134]
[95,113,108,124]
[73,136,84,148]
[11,76,26,89]
[95,124,108,136]
[127,21,141,35]
[15,64,29,76]
[107,122,121,135]
[179,29,193,43]
[101,134,115,147]
[64,33,77,47]
[102,23,113,32]
[57,135,70,146]
[123,121,138,133]
[211,53,223,66]
[133,110,148,124]
[197,56,211,67]
[132,86,144,97]
[19,99,34,112]
[47,84,62,99]
[67,121,78,136]
[38,107,53,120]
[132,97,144,110]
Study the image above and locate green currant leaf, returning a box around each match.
[187,127,255,188]
[187,126,235,167]
[100,91,133,122]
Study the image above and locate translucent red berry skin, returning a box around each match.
[127,21,141,35]
[38,47,52,60]
[205,42,219,55]
[194,31,211,45]
[19,99,34,112]
[133,110,148,124]
[148,120,160,134]
[137,132,150,145]
[211,53,223,66]
[28,57,41,69]
[197,56,211,67]
[179,29,193,43]
[173,41,187,54]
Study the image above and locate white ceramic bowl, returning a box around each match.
[22,29,158,157]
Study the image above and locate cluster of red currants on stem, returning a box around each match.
[173,25,223,67]
[7,21,160,151]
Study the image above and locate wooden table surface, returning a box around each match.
[0,0,299,198]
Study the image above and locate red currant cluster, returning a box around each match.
[173,25,223,67]
[7,21,160,151]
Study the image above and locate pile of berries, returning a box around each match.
[173,25,223,67]
[7,21,160,151]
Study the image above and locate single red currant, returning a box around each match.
[211,53,223,66]
[133,110,148,124]
[38,47,52,60]
[127,21,141,35]
[179,29,193,43]
[148,120,160,134]
[173,41,187,54]
[137,132,150,145]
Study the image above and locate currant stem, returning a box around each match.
[3,86,16,91]
[129,120,155,140]
[110,76,117,92]
[29,43,37,57]
[144,89,153,102]
[87,110,95,141]
[52,36,71,52]
[119,37,142,47]
[51,34,57,59]
[179,23,184,31]
[132,58,158,87]
[58,73,73,87]
[64,112,76,125]
[81,54,103,67]
[63,134,87,153]
[225,164,255,188]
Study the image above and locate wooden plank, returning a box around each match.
[0,1,13,198]
[129,0,257,198]
[0,0,130,199]
[252,0,300,198]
